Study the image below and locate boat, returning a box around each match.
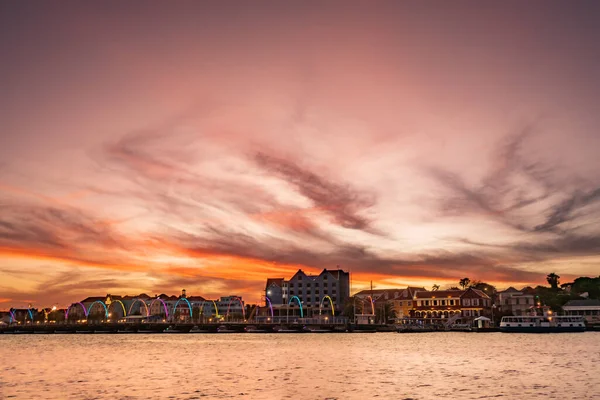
[163,326,183,333]
[217,325,237,333]
[189,326,211,333]
[500,315,585,333]
[273,326,302,333]
[448,323,472,332]
[304,327,332,333]
[244,326,266,333]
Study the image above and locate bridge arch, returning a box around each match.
[88,301,109,319]
[288,295,303,318]
[226,297,245,320]
[108,300,127,318]
[265,297,274,318]
[319,295,335,316]
[8,310,16,323]
[172,298,192,321]
[127,299,149,317]
[66,302,88,319]
[366,296,375,314]
[149,298,169,318]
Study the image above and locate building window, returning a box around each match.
[307,283,311,288]
[298,283,302,287]
[433,300,438,306]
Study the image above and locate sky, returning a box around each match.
[2,1,600,308]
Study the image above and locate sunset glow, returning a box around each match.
[2,2,600,308]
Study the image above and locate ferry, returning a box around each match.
[500,315,585,333]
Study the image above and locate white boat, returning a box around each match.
[500,315,585,333]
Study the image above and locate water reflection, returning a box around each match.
[0,332,598,399]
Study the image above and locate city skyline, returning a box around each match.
[3,2,600,308]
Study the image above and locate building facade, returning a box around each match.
[562,299,600,324]
[497,287,535,315]
[412,288,492,319]
[265,268,350,315]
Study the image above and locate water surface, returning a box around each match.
[1,332,598,399]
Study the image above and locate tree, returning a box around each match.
[470,281,497,298]
[432,284,440,291]
[546,273,560,290]
[459,278,471,290]
[571,276,600,299]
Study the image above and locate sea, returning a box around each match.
[0,332,598,399]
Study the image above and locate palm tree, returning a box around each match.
[459,278,471,290]
[432,284,440,291]
[546,273,560,290]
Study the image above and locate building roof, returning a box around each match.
[321,269,349,280]
[80,296,106,303]
[415,290,463,299]
[187,296,206,302]
[266,278,284,288]
[563,299,600,307]
[499,287,520,294]
[464,288,491,299]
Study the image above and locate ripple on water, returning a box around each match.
[0,332,599,399]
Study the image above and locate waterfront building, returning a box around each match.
[265,278,284,305]
[412,288,492,320]
[562,299,600,324]
[265,268,350,315]
[497,287,535,315]
[354,287,425,318]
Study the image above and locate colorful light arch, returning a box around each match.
[288,295,303,318]
[108,300,127,317]
[319,295,335,316]
[366,296,375,315]
[88,300,109,319]
[149,298,169,318]
[265,297,274,318]
[226,297,245,320]
[172,297,192,320]
[66,302,88,319]
[127,299,149,317]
